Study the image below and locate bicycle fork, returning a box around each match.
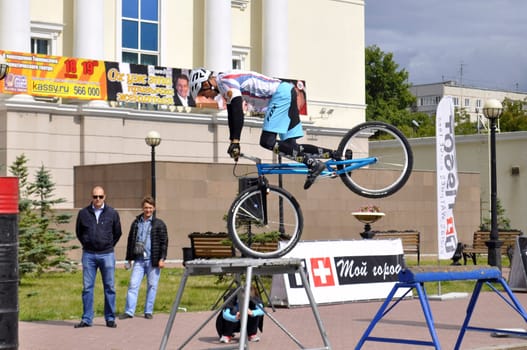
[258,176,269,226]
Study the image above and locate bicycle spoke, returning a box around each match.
[337,121,413,198]
[228,185,303,258]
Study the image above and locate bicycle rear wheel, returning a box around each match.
[227,185,303,258]
[337,121,413,198]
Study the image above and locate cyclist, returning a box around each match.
[190,68,336,189]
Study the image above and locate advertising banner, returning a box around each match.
[0,50,308,112]
[270,240,407,306]
[0,50,106,100]
[436,96,459,259]
[104,62,176,106]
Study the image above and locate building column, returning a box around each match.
[205,0,232,72]
[74,0,104,60]
[262,0,288,77]
[0,0,31,52]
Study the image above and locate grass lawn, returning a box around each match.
[18,255,509,321]
[19,267,244,321]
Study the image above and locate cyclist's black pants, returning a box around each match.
[259,131,332,160]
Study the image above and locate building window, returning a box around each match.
[418,95,440,107]
[452,97,459,106]
[122,0,159,65]
[31,38,50,55]
[464,98,470,107]
[31,21,63,56]
[232,46,249,70]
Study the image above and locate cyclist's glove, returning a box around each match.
[227,142,241,161]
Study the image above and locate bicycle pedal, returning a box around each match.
[321,171,337,179]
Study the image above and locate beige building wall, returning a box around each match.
[409,132,527,236]
[160,0,197,67]
[0,102,345,208]
[66,161,481,261]
[288,0,366,129]
[24,0,366,124]
[3,104,527,250]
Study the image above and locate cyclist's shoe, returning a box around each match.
[304,159,325,190]
[220,335,232,344]
[248,334,260,342]
[329,150,341,160]
[329,149,353,160]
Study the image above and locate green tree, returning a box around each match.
[365,45,432,137]
[455,108,478,135]
[9,155,78,276]
[9,153,31,212]
[480,198,511,231]
[498,98,527,132]
[365,45,415,119]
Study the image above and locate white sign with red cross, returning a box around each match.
[270,239,407,306]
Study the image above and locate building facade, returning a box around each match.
[0,0,366,208]
[410,81,527,130]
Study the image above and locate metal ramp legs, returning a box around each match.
[159,258,332,350]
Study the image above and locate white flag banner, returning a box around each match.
[436,96,459,259]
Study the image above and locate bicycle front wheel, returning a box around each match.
[227,185,303,258]
[337,121,413,198]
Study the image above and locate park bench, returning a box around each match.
[187,232,235,260]
[186,232,279,261]
[462,230,523,265]
[372,230,421,265]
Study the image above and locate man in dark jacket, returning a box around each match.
[119,196,168,320]
[74,186,122,329]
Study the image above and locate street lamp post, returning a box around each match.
[483,99,504,269]
[145,131,161,200]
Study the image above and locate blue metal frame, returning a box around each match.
[355,267,527,349]
[255,157,378,177]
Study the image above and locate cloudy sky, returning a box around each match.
[364,0,527,92]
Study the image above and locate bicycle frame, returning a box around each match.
[229,122,412,258]
[241,154,378,178]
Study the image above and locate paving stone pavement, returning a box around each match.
[19,288,527,350]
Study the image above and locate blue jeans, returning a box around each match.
[124,259,161,315]
[81,251,116,324]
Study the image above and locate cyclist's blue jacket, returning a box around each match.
[217,70,303,141]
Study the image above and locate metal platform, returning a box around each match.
[355,265,527,349]
[159,258,332,350]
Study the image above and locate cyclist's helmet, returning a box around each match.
[190,68,212,100]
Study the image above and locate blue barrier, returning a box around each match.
[356,266,527,349]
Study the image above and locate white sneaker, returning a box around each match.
[220,335,231,343]
[248,334,260,342]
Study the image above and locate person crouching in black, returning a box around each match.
[216,285,264,344]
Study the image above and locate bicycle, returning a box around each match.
[226,121,413,258]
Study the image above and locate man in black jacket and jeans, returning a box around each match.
[74,186,122,328]
[119,196,168,320]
